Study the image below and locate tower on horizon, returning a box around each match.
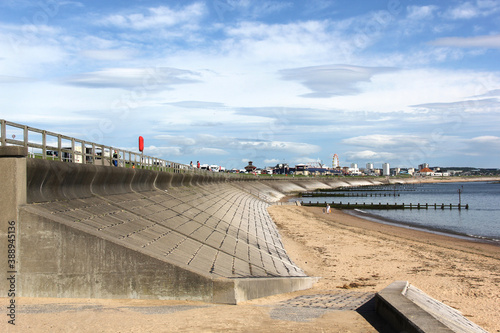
[332,154,340,168]
[383,163,390,176]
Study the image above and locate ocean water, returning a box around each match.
[304,181,500,244]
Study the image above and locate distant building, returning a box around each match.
[366,163,374,170]
[273,163,290,174]
[294,164,309,176]
[349,163,360,175]
[382,163,390,176]
[244,161,257,172]
[418,163,429,171]
[417,167,434,176]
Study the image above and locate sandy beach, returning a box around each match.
[2,204,499,332]
[268,205,500,332]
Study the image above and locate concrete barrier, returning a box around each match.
[375,281,488,333]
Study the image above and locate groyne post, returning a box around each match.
[0,146,27,293]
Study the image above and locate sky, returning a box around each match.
[1,0,499,170]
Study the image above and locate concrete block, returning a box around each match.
[0,145,28,157]
[376,281,454,333]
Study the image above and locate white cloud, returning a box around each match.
[472,89,500,97]
[0,75,34,83]
[345,150,397,161]
[165,101,226,109]
[279,64,397,97]
[154,135,197,146]
[412,98,500,113]
[406,5,438,20]
[444,2,480,19]
[156,133,320,156]
[63,67,201,89]
[137,145,183,157]
[342,135,427,148]
[99,3,206,30]
[443,1,500,19]
[192,147,229,155]
[469,136,500,145]
[221,20,341,64]
[430,34,500,49]
[80,49,137,61]
[263,158,280,164]
[214,0,292,20]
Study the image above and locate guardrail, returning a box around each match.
[1,119,207,174]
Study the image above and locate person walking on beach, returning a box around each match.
[197,161,200,168]
[326,204,331,214]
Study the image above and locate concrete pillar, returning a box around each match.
[0,146,27,294]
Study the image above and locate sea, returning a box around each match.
[300,181,500,245]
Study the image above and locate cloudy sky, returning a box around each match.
[1,0,499,169]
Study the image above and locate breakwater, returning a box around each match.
[302,201,469,210]
[301,192,400,197]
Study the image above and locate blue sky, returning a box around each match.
[1,0,499,169]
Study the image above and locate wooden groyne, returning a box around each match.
[320,185,417,192]
[301,201,469,210]
[301,192,400,197]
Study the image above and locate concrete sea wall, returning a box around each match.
[1,147,389,303]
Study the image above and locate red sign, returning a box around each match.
[139,136,144,152]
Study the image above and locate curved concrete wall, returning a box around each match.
[26,159,241,204]
[155,172,173,190]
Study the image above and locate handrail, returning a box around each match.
[0,119,221,175]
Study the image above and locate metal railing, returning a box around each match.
[0,119,214,175]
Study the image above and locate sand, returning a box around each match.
[267,206,500,332]
[2,205,499,332]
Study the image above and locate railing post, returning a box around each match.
[0,119,6,146]
[57,134,62,161]
[42,130,46,159]
[23,125,28,148]
[71,138,75,163]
